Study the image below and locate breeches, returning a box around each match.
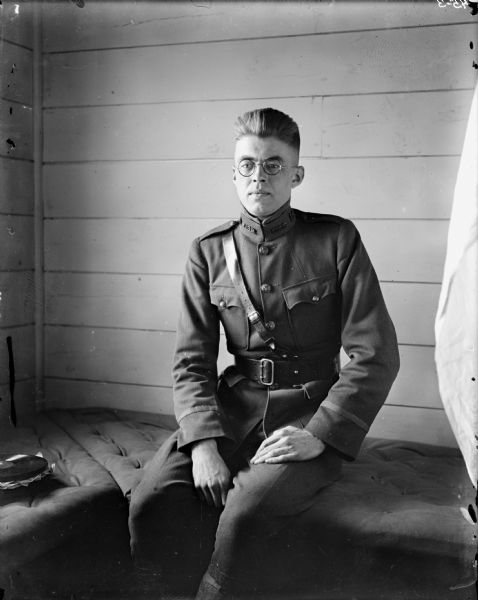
[129,425,343,596]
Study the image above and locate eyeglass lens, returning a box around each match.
[238,159,283,177]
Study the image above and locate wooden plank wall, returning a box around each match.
[0,0,35,424]
[41,1,477,447]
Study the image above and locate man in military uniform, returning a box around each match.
[130,108,400,599]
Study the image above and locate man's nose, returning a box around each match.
[252,163,267,181]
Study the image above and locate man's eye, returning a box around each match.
[265,161,281,172]
[240,160,254,171]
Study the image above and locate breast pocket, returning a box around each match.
[210,286,249,350]
[282,275,340,350]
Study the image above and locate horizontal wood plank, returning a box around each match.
[323,89,474,157]
[0,271,35,326]
[44,326,442,409]
[0,99,32,161]
[1,42,32,105]
[386,345,441,410]
[44,218,449,283]
[369,405,456,448]
[45,273,183,332]
[0,379,36,426]
[41,1,471,52]
[44,377,175,416]
[0,325,35,383]
[44,217,218,275]
[0,215,34,270]
[381,282,439,347]
[43,90,473,163]
[357,220,448,284]
[43,156,457,220]
[43,25,475,107]
[0,157,33,215]
[44,272,440,346]
[0,1,33,48]
[43,97,321,162]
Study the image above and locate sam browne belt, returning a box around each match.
[235,356,338,387]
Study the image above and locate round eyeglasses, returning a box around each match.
[236,159,298,177]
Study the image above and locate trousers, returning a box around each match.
[129,421,343,600]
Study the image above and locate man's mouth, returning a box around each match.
[249,190,270,196]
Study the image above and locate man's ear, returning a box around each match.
[291,165,304,189]
[232,167,237,182]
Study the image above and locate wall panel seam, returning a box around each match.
[0,96,33,108]
[33,0,44,410]
[42,87,476,111]
[42,216,451,222]
[44,375,173,389]
[42,20,476,55]
[383,404,444,411]
[0,323,35,330]
[42,270,444,285]
[0,37,33,51]
[0,155,33,162]
[0,377,35,385]
[42,154,464,165]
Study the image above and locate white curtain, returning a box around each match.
[435,82,478,487]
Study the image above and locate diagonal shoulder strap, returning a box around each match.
[222,230,279,352]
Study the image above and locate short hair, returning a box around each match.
[233,108,300,153]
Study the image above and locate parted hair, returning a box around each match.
[233,108,300,153]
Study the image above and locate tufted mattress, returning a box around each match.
[0,408,476,600]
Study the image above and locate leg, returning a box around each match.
[129,432,221,596]
[196,446,343,599]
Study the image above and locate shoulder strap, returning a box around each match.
[222,230,282,353]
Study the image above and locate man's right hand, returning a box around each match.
[191,439,231,508]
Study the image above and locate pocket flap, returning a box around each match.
[282,276,337,310]
[210,286,243,309]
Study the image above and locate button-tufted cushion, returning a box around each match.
[0,408,476,600]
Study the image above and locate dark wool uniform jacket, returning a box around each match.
[173,204,400,461]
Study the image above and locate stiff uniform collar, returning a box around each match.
[239,202,296,242]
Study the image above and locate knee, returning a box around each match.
[218,500,263,548]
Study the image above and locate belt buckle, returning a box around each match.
[259,358,274,386]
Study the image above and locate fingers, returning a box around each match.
[252,426,298,458]
[197,476,230,508]
[251,427,325,464]
[251,437,295,464]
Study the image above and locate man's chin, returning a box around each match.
[242,199,278,219]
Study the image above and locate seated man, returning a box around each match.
[129,107,400,599]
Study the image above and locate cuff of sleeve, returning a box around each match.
[305,403,369,461]
[177,408,234,451]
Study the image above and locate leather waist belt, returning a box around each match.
[235,356,337,387]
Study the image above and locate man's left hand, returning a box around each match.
[250,426,326,464]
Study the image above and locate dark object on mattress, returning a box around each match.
[0,408,476,600]
[0,453,49,484]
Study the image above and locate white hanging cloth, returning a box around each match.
[435,81,478,488]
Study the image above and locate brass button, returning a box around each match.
[219,300,226,309]
[265,321,276,330]
[259,245,269,255]
[312,295,320,302]
[260,283,272,293]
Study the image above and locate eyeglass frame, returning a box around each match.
[234,158,299,178]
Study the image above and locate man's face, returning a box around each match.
[233,135,304,219]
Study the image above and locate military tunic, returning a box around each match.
[173,203,400,460]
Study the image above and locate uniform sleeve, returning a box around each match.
[173,238,234,451]
[305,219,400,459]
